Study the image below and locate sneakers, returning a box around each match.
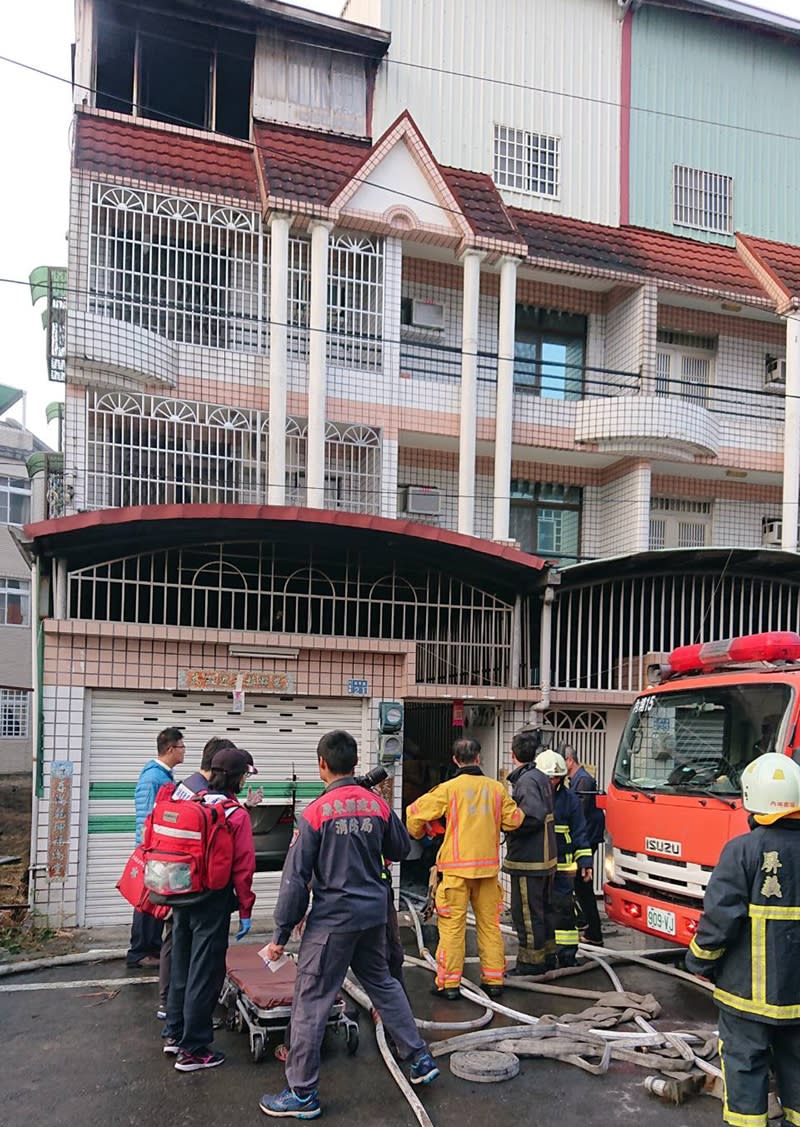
[162,1037,180,1055]
[157,1008,167,1021]
[259,1088,321,1120]
[127,955,160,968]
[174,1048,225,1072]
[410,1050,440,1086]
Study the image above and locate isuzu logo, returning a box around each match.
[645,837,681,857]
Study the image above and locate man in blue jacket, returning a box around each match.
[126,727,185,968]
[564,745,605,946]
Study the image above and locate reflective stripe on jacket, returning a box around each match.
[685,819,800,1023]
[503,762,557,875]
[407,766,523,879]
[553,782,592,876]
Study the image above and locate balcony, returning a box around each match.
[398,338,783,454]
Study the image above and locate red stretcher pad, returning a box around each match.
[225,944,297,1010]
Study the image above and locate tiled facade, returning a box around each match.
[22,0,800,925]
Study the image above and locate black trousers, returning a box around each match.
[385,888,406,988]
[286,924,426,1095]
[574,846,603,944]
[509,873,556,966]
[552,874,580,966]
[718,1008,800,1127]
[158,914,173,1009]
[126,908,163,965]
[164,892,231,1054]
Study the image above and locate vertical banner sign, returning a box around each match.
[452,700,465,727]
[48,760,73,881]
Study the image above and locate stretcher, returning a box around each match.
[220,945,359,1063]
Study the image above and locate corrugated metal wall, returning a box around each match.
[370,0,621,226]
[629,4,800,244]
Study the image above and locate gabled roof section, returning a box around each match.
[737,233,800,313]
[439,166,523,245]
[253,121,371,210]
[509,208,769,301]
[75,112,261,203]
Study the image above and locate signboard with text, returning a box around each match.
[178,670,296,693]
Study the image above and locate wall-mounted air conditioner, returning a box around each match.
[762,518,782,548]
[402,485,441,516]
[410,300,445,331]
[764,355,786,391]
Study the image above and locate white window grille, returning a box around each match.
[0,578,30,626]
[0,476,31,525]
[327,235,384,368]
[673,166,733,235]
[656,331,715,408]
[494,125,560,197]
[89,184,267,351]
[0,689,29,738]
[649,498,712,551]
[285,419,382,514]
[287,234,311,356]
[68,547,513,686]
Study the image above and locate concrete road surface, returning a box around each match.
[3,937,724,1127]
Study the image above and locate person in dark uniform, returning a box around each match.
[563,745,605,946]
[504,727,558,975]
[535,749,593,967]
[259,730,439,1121]
[686,752,800,1127]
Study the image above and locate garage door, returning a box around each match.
[84,690,365,926]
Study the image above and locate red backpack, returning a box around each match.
[141,787,240,905]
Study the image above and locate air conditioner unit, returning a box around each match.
[403,485,441,516]
[764,356,786,391]
[410,299,445,331]
[762,519,782,548]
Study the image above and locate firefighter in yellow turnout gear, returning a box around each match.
[406,738,523,999]
[686,753,800,1127]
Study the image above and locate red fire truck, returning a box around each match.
[602,631,800,945]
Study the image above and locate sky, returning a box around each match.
[1,0,799,445]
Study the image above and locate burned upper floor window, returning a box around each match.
[94,0,254,139]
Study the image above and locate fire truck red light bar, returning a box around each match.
[668,632,800,674]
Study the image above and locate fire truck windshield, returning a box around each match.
[613,682,793,796]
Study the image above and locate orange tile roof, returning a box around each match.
[254,121,371,206]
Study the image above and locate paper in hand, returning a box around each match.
[258,944,289,973]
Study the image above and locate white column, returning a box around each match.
[492,256,519,541]
[267,213,290,506]
[458,250,484,536]
[782,313,800,551]
[306,221,332,509]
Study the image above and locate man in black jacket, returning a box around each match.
[564,745,605,946]
[685,752,800,1127]
[503,728,558,975]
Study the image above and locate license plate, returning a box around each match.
[646,905,676,936]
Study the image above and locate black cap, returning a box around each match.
[210,747,258,776]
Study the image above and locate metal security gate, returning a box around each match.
[83,690,365,925]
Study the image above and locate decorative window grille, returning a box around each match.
[0,578,30,626]
[673,166,733,235]
[88,184,267,351]
[284,418,382,514]
[494,125,560,197]
[327,235,384,368]
[656,330,715,408]
[649,498,712,551]
[0,689,29,738]
[85,391,381,514]
[68,546,513,686]
[0,476,31,525]
[287,234,311,355]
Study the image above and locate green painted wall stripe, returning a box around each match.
[88,780,325,804]
[88,815,136,834]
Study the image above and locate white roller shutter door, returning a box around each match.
[84,690,364,926]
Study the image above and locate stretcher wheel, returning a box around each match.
[234,1010,244,1034]
[225,1006,237,1032]
[252,1033,266,1063]
[346,1024,359,1056]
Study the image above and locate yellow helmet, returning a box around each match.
[741,752,800,817]
[535,749,568,778]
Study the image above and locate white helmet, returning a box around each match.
[535,749,568,778]
[741,753,800,816]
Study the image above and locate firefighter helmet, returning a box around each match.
[535,749,568,777]
[741,752,800,816]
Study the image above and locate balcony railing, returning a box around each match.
[399,337,785,423]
